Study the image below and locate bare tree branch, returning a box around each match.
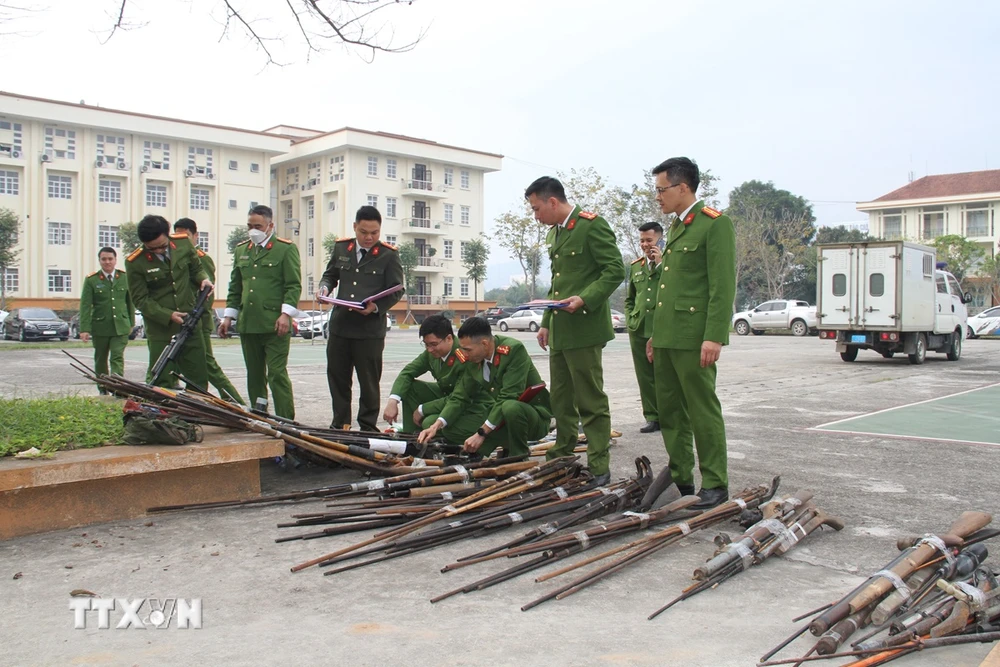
[221,0,286,67]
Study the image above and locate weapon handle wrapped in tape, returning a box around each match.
[149,285,213,385]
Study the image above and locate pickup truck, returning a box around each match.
[732,300,818,337]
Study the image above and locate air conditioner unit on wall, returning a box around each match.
[11,150,21,159]
[185,168,195,177]
[40,153,52,163]
[95,159,105,168]
[140,164,149,173]
[117,160,128,169]
[207,172,215,180]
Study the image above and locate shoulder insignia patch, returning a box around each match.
[631,257,645,265]
[335,238,350,245]
[126,247,143,262]
[88,270,99,277]
[497,345,511,355]
[276,237,293,244]
[197,249,206,257]
[455,349,467,363]
[239,239,252,247]
[578,211,597,220]
[701,206,722,219]
[170,232,187,239]
[115,269,125,276]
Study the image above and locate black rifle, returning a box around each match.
[149,285,213,385]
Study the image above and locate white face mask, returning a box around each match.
[248,227,269,245]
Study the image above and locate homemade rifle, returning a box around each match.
[149,285,213,384]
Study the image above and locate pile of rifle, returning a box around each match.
[760,510,1000,666]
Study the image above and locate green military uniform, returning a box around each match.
[225,235,301,419]
[651,201,736,490]
[388,340,492,444]
[196,249,244,404]
[625,256,661,423]
[126,233,209,389]
[541,207,624,476]
[320,238,404,431]
[79,268,134,389]
[440,335,552,458]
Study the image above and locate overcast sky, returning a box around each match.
[3,0,999,288]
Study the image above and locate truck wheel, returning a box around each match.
[908,333,926,365]
[946,330,962,361]
[791,319,808,337]
[840,347,858,362]
[734,320,750,336]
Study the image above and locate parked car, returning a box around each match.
[293,310,323,337]
[70,310,146,340]
[212,308,239,337]
[497,309,544,332]
[485,306,519,325]
[732,300,817,337]
[3,307,71,341]
[300,312,392,339]
[611,309,626,333]
[967,306,1000,339]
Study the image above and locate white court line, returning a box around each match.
[811,381,1000,430]
[810,427,1000,449]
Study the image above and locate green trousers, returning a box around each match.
[240,332,294,419]
[93,334,128,376]
[479,401,550,459]
[399,380,490,444]
[146,334,207,390]
[652,347,727,489]
[326,334,384,431]
[201,328,245,404]
[544,344,611,476]
[628,332,659,422]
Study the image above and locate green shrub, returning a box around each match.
[0,397,124,456]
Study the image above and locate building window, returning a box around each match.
[443,277,453,297]
[921,207,945,240]
[47,221,72,245]
[386,158,397,180]
[191,187,210,211]
[97,224,119,248]
[329,155,344,182]
[144,141,171,170]
[146,183,167,208]
[0,170,18,195]
[48,269,72,292]
[0,121,24,157]
[285,202,293,222]
[250,162,260,173]
[228,199,238,209]
[367,195,378,208]
[44,126,77,159]
[460,170,470,189]
[443,239,453,259]
[444,167,454,187]
[965,204,992,238]
[328,200,337,212]
[96,134,126,160]
[47,174,72,199]
[879,209,902,240]
[305,199,314,220]
[186,146,214,175]
[249,200,258,209]
[198,232,210,252]
[367,156,378,177]
[460,205,470,226]
[229,160,239,170]
[460,278,469,298]
[308,237,315,257]
[444,203,454,224]
[98,179,121,204]
[386,197,397,218]
[385,235,398,246]
[307,276,315,296]
[2,268,18,293]
[460,241,469,258]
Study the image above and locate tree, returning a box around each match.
[494,205,546,300]
[462,236,490,314]
[0,208,21,311]
[322,233,339,261]
[814,226,872,245]
[931,234,986,285]
[227,226,250,252]
[118,221,140,253]
[972,255,1000,307]
[397,241,419,324]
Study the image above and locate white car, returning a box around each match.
[497,309,544,332]
[611,309,626,333]
[967,306,1000,339]
[300,311,393,339]
[732,299,817,337]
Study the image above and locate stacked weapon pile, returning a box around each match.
[760,511,1000,666]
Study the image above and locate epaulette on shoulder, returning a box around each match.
[276,237,293,244]
[578,211,597,220]
[380,241,398,251]
[87,270,99,277]
[238,239,252,247]
[335,238,351,245]
[631,256,645,265]
[197,249,206,257]
[701,206,722,219]
[126,247,143,262]
[454,349,467,363]
[170,232,188,239]
[497,344,511,355]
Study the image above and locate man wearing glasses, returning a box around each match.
[383,314,491,443]
[645,157,736,510]
[125,214,213,388]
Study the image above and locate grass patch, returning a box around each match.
[0,396,124,456]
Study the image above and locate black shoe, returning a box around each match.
[677,484,696,497]
[639,421,660,433]
[693,487,729,510]
[592,472,611,486]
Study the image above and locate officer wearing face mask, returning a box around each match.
[220,205,302,419]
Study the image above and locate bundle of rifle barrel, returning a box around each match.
[760,510,1000,666]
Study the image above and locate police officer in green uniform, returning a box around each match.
[79,246,134,392]
[625,222,665,433]
[419,317,552,460]
[382,314,491,443]
[525,177,624,484]
[646,157,736,510]
[174,218,245,405]
[220,205,301,419]
[318,205,404,432]
[126,215,213,389]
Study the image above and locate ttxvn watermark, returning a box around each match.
[70,597,202,629]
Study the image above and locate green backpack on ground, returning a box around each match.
[121,414,203,446]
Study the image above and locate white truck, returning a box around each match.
[731,300,818,337]
[816,241,970,364]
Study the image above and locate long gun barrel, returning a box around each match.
[149,285,213,384]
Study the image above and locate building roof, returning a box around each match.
[871,169,1000,203]
[290,126,504,159]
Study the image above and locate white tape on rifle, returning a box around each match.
[453,465,470,482]
[954,581,989,611]
[367,479,385,490]
[733,498,747,510]
[734,542,754,571]
[785,497,803,507]
[572,531,591,549]
[874,569,911,600]
[780,522,805,549]
[440,491,453,500]
[507,512,524,524]
[442,504,457,514]
[448,521,463,528]
[677,522,692,535]
[367,438,407,455]
[623,511,651,529]
[553,487,569,499]
[410,458,427,468]
[599,487,613,495]
[516,471,533,481]
[540,523,559,535]
[613,488,627,498]
[918,534,955,570]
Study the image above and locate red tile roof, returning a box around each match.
[873,169,1000,202]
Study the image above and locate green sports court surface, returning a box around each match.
[811,383,1000,447]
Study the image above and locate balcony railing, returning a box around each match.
[408,295,432,305]
[401,180,450,197]
[405,179,433,191]
[408,217,432,228]
[402,218,449,233]
[417,257,444,267]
